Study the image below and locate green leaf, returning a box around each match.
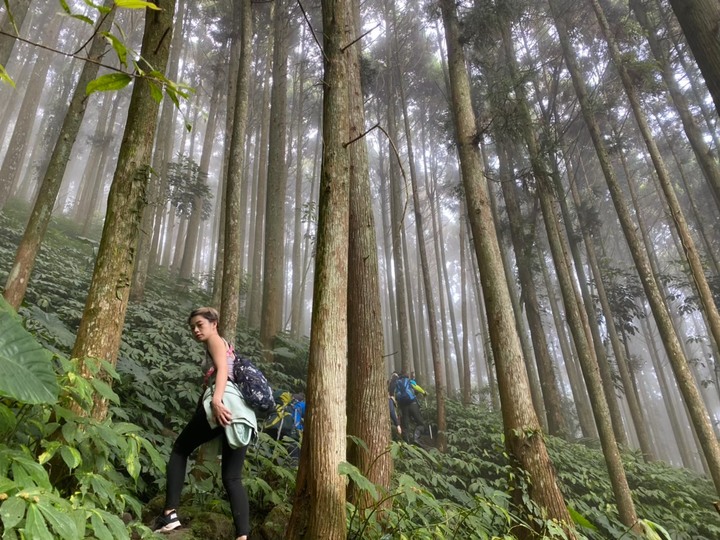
[0,402,17,435]
[90,510,114,540]
[86,73,132,95]
[124,438,140,480]
[37,442,62,465]
[339,462,379,501]
[11,456,51,489]
[25,503,53,540]
[71,13,94,25]
[138,436,166,471]
[97,509,129,540]
[101,32,128,67]
[0,475,16,493]
[37,499,79,540]
[568,505,595,529]
[84,0,112,14]
[59,0,72,14]
[59,446,82,471]
[90,377,120,404]
[115,0,161,9]
[148,81,163,103]
[0,496,26,529]
[0,63,15,87]
[0,303,58,404]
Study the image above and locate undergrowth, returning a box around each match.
[1,205,719,539]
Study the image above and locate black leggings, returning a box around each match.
[165,405,249,537]
[399,400,425,443]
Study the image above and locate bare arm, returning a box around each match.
[207,335,232,426]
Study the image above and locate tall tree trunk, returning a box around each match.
[219,0,253,339]
[460,213,472,403]
[290,27,308,338]
[387,87,413,374]
[568,157,655,460]
[3,4,114,309]
[136,0,187,296]
[260,0,291,357]
[247,20,274,328]
[667,0,720,118]
[439,1,576,534]
[465,215,499,410]
[550,0,720,494]
[497,138,566,437]
[345,0,391,508]
[539,250,596,438]
[180,78,222,281]
[210,7,241,306]
[286,0,350,535]
[395,49,447,449]
[70,0,176,420]
[637,313,697,468]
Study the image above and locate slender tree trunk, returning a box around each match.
[259,0,291,356]
[394,44,447,448]
[637,313,697,468]
[539,249,596,439]
[568,157,655,460]
[465,216,499,410]
[70,0,175,419]
[219,0,253,339]
[290,27,307,338]
[247,19,274,328]
[439,1,575,534]
[179,79,222,281]
[286,0,350,535]
[386,123,411,372]
[459,213,472,403]
[345,0,391,507]
[497,138,566,437]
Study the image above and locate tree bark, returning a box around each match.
[497,138,566,437]
[70,0,176,420]
[439,0,576,534]
[286,0,350,535]
[345,0,391,508]
[667,0,720,118]
[260,0,291,357]
[219,0,253,339]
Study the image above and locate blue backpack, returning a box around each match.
[395,376,416,405]
[232,354,275,413]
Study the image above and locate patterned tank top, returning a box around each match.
[202,339,236,385]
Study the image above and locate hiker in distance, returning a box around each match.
[390,371,426,444]
[154,307,256,540]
